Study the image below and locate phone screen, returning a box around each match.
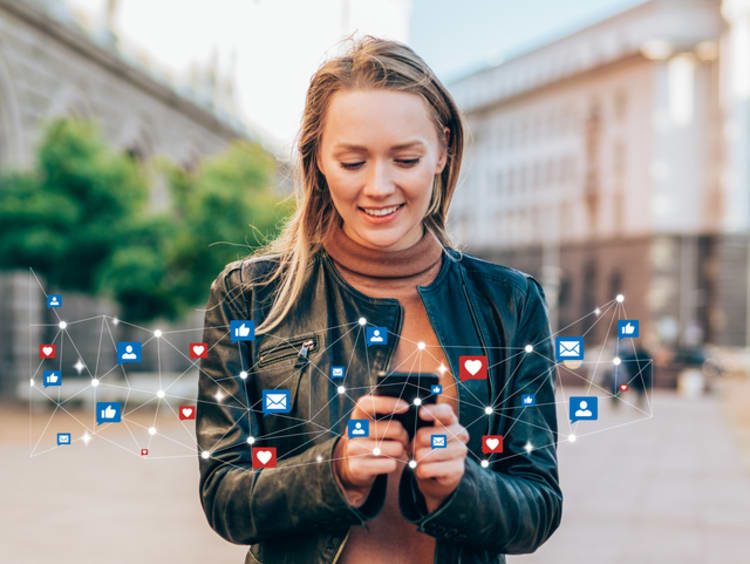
[373,372,440,440]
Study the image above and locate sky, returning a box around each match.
[67,0,646,157]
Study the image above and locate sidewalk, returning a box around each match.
[512,385,750,564]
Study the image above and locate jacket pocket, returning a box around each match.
[257,333,319,368]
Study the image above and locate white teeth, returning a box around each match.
[362,205,401,216]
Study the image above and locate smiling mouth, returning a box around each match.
[359,203,405,217]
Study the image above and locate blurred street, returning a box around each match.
[3,383,750,563]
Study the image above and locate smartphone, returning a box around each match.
[373,371,440,440]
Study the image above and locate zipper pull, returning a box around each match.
[295,339,314,368]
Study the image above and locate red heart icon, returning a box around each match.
[179,406,196,420]
[39,345,56,359]
[620,384,629,392]
[190,343,208,359]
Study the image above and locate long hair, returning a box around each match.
[247,34,466,335]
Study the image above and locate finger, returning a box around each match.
[418,403,457,426]
[414,423,469,448]
[348,457,399,477]
[352,394,410,420]
[367,420,409,444]
[347,438,408,460]
[414,459,465,481]
[414,442,467,464]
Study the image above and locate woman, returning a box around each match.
[196,35,562,564]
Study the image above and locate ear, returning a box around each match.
[436,126,450,173]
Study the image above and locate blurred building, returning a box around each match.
[447,0,750,350]
[0,0,252,399]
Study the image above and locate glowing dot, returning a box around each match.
[316,455,323,462]
[417,341,426,350]
[613,357,621,366]
[358,317,367,326]
[337,386,346,394]
[594,308,601,315]
[524,441,534,453]
[246,436,255,445]
[157,389,165,398]
[214,390,224,402]
[484,406,493,415]
[82,433,91,445]
[438,364,447,373]
[58,321,67,330]
[29,378,35,387]
[373,447,381,456]
[616,294,625,303]
[154,329,162,338]
[524,344,533,353]
[201,450,210,459]
[568,433,577,443]
[73,359,85,373]
[148,426,157,436]
[408,460,417,469]
[91,378,99,387]
[413,397,422,406]
[239,371,248,380]
[480,459,489,468]
[112,317,119,326]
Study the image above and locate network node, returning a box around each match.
[316,455,323,463]
[616,294,625,303]
[156,389,165,399]
[417,341,426,350]
[413,397,422,406]
[82,433,91,445]
[148,426,157,436]
[112,317,119,326]
[438,363,447,373]
[480,459,489,468]
[524,441,534,454]
[201,450,210,459]
[91,378,99,387]
[613,357,621,366]
[568,433,577,443]
[373,447,381,456]
[154,329,162,338]
[524,344,533,353]
[484,406,493,415]
[74,359,85,373]
[358,317,367,326]
[594,308,601,316]
[246,436,255,445]
[337,385,346,395]
[214,390,225,402]
[408,460,417,469]
[29,378,35,387]
[239,371,248,380]
[58,321,67,330]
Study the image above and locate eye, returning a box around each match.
[339,158,421,170]
[340,162,364,170]
[396,158,420,167]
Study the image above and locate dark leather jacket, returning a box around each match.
[196,246,562,564]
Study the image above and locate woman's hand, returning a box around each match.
[411,403,470,513]
[333,394,411,506]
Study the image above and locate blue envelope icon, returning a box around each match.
[262,389,291,415]
[556,337,584,361]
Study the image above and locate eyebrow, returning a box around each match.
[333,140,426,151]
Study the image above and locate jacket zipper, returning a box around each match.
[332,304,403,564]
[256,335,317,367]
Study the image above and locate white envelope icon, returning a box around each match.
[558,340,581,357]
[265,393,288,410]
[432,436,446,447]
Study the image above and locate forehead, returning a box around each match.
[322,89,435,148]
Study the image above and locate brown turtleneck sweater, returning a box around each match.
[322,220,459,564]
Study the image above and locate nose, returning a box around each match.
[362,159,396,199]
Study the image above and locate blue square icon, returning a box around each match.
[347,419,369,438]
[331,366,345,379]
[230,320,255,342]
[57,432,71,445]
[47,294,62,308]
[522,394,536,406]
[569,396,598,422]
[262,389,291,415]
[43,370,62,388]
[366,326,388,346]
[431,434,447,448]
[96,402,122,424]
[556,336,584,361]
[117,342,142,363]
[617,320,639,339]
[431,384,443,395]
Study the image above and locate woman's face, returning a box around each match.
[317,89,449,251]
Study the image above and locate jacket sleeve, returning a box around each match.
[399,274,563,553]
[196,262,387,545]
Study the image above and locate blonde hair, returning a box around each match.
[247,34,466,335]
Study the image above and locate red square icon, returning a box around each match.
[252,447,277,469]
[189,343,208,359]
[39,345,56,359]
[459,355,487,381]
[179,405,196,420]
[482,435,503,454]
[141,448,149,456]
[619,383,629,392]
